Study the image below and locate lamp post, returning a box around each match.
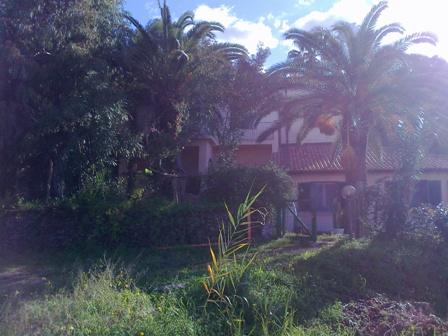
[341,185,357,238]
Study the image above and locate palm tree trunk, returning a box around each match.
[344,129,368,237]
[353,132,368,237]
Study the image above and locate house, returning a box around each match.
[183,112,448,233]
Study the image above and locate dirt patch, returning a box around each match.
[0,267,49,302]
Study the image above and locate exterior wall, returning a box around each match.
[240,112,280,152]
[281,119,337,145]
[187,139,214,174]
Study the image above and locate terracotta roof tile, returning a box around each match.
[272,143,448,172]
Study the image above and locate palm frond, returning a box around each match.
[373,22,405,47]
[268,59,299,77]
[394,32,438,52]
[125,14,158,52]
[186,21,224,41]
[332,21,356,62]
[209,42,248,61]
[360,0,388,33]
[284,28,320,51]
[296,111,321,144]
[176,11,194,30]
[256,120,282,142]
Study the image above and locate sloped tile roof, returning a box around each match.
[272,143,448,172]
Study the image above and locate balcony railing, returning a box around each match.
[241,122,275,141]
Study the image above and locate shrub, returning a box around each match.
[123,198,223,247]
[364,179,413,237]
[204,162,293,215]
[0,173,226,250]
[61,176,133,246]
[406,204,448,242]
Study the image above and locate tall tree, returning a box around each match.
[0,0,139,199]
[124,1,248,173]
[257,1,439,233]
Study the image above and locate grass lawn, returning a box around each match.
[1,234,447,335]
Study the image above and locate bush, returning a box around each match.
[123,199,223,247]
[365,181,448,241]
[61,176,133,245]
[71,188,223,247]
[59,175,226,247]
[364,179,413,237]
[405,204,448,242]
[204,162,293,210]
[0,176,225,250]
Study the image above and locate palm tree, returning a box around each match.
[124,1,248,200]
[258,1,438,189]
[125,1,247,167]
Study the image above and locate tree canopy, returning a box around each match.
[0,0,269,200]
[257,1,444,186]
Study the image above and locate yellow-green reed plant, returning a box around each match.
[203,187,267,335]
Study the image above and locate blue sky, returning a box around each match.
[124,0,446,67]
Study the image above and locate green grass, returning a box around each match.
[1,263,200,336]
[1,234,447,335]
[0,245,210,304]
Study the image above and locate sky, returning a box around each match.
[124,0,448,67]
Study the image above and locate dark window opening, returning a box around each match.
[411,180,442,206]
[298,182,344,211]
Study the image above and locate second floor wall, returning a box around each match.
[240,112,338,152]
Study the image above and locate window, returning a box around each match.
[411,180,442,206]
[298,182,343,211]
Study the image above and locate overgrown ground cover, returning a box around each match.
[1,234,447,335]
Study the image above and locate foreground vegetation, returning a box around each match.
[1,233,447,335]
[2,1,448,335]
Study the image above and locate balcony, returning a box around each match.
[241,122,275,142]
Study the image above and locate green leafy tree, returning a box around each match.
[0,0,140,199]
[212,46,281,166]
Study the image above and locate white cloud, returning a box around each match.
[262,12,291,32]
[280,39,295,49]
[297,0,315,6]
[194,4,279,54]
[293,0,370,30]
[144,0,161,18]
[376,0,446,58]
[292,0,446,59]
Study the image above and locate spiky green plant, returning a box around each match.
[203,187,266,334]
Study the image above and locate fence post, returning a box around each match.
[275,208,282,238]
[311,210,317,242]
